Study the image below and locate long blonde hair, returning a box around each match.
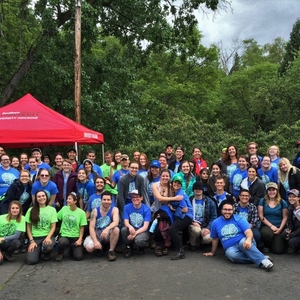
[278,157,297,184]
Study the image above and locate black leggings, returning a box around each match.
[169,216,192,251]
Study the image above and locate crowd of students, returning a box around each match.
[0,142,299,270]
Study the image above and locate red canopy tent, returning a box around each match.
[0,93,104,148]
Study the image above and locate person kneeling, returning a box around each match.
[55,192,87,262]
[203,201,273,271]
[121,190,151,258]
[84,191,119,261]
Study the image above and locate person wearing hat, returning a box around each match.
[282,189,300,254]
[121,189,151,258]
[67,147,80,172]
[106,154,130,189]
[168,174,193,260]
[258,182,288,254]
[188,181,217,251]
[144,160,161,209]
[169,146,185,173]
[78,150,103,177]
[165,144,175,166]
[25,148,50,171]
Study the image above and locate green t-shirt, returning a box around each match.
[25,206,58,237]
[100,163,119,195]
[0,214,26,237]
[57,206,87,238]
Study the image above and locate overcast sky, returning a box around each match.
[197,0,300,49]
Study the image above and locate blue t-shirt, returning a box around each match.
[258,198,287,227]
[76,181,95,206]
[0,167,20,197]
[210,214,250,250]
[237,206,249,222]
[270,157,280,169]
[86,193,115,213]
[213,192,229,206]
[147,176,160,205]
[230,168,248,197]
[226,163,238,178]
[31,180,58,199]
[123,203,151,229]
[194,199,204,223]
[25,162,50,171]
[112,169,129,185]
[172,189,193,220]
[258,167,278,185]
[138,169,148,178]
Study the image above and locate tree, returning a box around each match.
[280,18,300,75]
[1,0,229,105]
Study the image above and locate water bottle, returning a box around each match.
[149,219,158,233]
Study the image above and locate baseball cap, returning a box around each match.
[31,148,42,153]
[130,189,141,196]
[121,154,129,160]
[266,182,278,190]
[166,144,173,149]
[288,189,299,197]
[176,146,184,152]
[150,160,161,168]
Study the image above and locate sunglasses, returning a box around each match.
[40,174,49,177]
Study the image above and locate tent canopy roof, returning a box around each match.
[0,93,104,148]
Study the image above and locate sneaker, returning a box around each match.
[265,255,273,262]
[124,245,133,258]
[108,250,116,261]
[3,253,16,262]
[55,254,64,262]
[260,259,273,271]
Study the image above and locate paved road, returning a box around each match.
[0,247,299,300]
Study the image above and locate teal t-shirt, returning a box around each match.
[57,206,87,238]
[258,198,287,227]
[25,206,58,237]
[0,214,26,237]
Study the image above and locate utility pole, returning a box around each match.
[74,0,82,124]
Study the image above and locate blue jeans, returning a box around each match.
[225,237,266,266]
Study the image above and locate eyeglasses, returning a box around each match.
[40,174,49,177]
[1,159,9,161]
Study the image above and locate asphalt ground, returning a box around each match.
[0,245,299,300]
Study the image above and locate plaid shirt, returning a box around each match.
[233,202,260,228]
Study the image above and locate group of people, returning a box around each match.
[0,141,300,272]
